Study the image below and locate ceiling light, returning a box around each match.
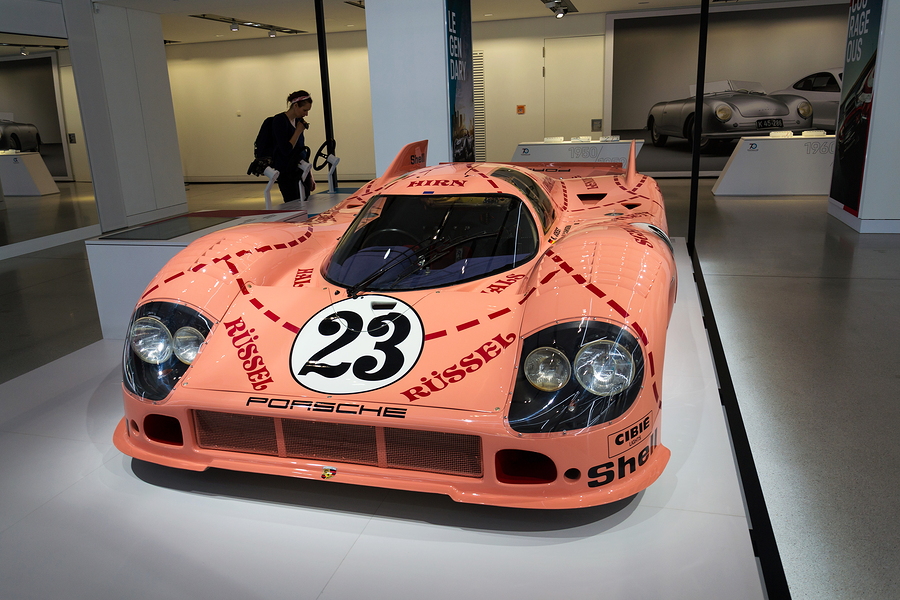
[268,29,276,38]
[20,47,28,55]
[542,0,578,18]
[191,14,306,36]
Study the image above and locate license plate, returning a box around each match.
[757,118,783,129]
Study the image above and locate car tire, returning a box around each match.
[649,118,668,147]
[9,134,21,151]
[684,115,711,152]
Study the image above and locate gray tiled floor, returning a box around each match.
[2,178,900,598]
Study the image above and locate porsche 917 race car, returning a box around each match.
[113,140,677,509]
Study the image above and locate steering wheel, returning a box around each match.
[314,140,335,171]
[363,228,419,247]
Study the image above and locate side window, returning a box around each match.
[811,73,841,93]
[793,76,814,91]
[490,168,556,232]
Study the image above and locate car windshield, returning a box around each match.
[325,194,539,295]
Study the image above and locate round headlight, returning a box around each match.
[714,104,733,122]
[173,326,205,364]
[130,317,173,365]
[574,340,635,396]
[798,101,813,119]
[524,347,571,392]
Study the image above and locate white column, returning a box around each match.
[366,0,451,175]
[61,0,187,232]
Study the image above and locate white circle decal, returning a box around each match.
[290,295,424,394]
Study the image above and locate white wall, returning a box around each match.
[165,31,374,182]
[163,13,611,180]
[472,13,607,162]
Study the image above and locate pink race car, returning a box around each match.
[114,140,677,509]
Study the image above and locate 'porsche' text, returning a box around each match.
[247,397,407,418]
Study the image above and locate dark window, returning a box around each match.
[490,167,556,232]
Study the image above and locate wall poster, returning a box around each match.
[829,0,883,215]
[446,0,475,161]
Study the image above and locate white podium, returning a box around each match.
[0,152,59,196]
[712,135,835,196]
[512,139,643,168]
[86,210,306,339]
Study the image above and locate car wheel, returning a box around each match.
[9,134,21,151]
[685,115,711,152]
[649,118,668,147]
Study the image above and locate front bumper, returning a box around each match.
[114,386,669,510]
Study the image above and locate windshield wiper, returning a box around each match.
[381,231,500,289]
[345,235,443,298]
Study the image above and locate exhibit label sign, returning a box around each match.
[829,0,883,215]
[446,0,475,161]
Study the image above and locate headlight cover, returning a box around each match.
[714,104,733,122]
[124,302,213,402]
[798,101,813,119]
[508,320,644,434]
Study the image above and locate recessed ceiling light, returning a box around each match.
[484,13,493,16]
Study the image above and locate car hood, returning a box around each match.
[716,93,793,117]
[182,281,525,414]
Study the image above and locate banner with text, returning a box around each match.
[447,0,474,162]
[829,0,882,215]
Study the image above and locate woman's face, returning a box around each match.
[293,101,312,119]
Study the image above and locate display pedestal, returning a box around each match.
[0,152,60,196]
[713,135,835,196]
[86,210,306,339]
[512,139,643,168]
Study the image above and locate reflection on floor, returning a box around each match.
[1,179,900,598]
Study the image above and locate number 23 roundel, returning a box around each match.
[290,295,425,394]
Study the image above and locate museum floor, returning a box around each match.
[2,179,899,599]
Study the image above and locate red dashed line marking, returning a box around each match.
[488,308,511,319]
[457,319,480,331]
[572,273,587,285]
[191,264,206,272]
[585,283,606,299]
[283,322,300,334]
[519,287,537,304]
[425,330,448,341]
[648,352,655,377]
[275,243,287,249]
[540,270,559,285]
[250,298,264,309]
[487,180,499,189]
[264,310,279,322]
[653,381,660,406]
[236,250,252,257]
[632,322,648,345]
[608,299,629,318]
[164,272,184,284]
[258,246,273,252]
[141,285,159,299]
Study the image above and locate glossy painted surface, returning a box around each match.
[113,141,678,508]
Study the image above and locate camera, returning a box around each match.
[247,156,272,177]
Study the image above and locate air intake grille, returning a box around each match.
[193,410,483,478]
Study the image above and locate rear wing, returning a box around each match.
[509,140,640,187]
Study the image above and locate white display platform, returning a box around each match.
[512,139,644,168]
[86,210,305,339]
[0,151,59,196]
[712,135,835,196]
[0,239,766,600]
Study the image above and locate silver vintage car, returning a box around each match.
[647,81,813,150]
[0,119,42,152]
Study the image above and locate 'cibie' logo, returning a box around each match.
[407,180,466,187]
